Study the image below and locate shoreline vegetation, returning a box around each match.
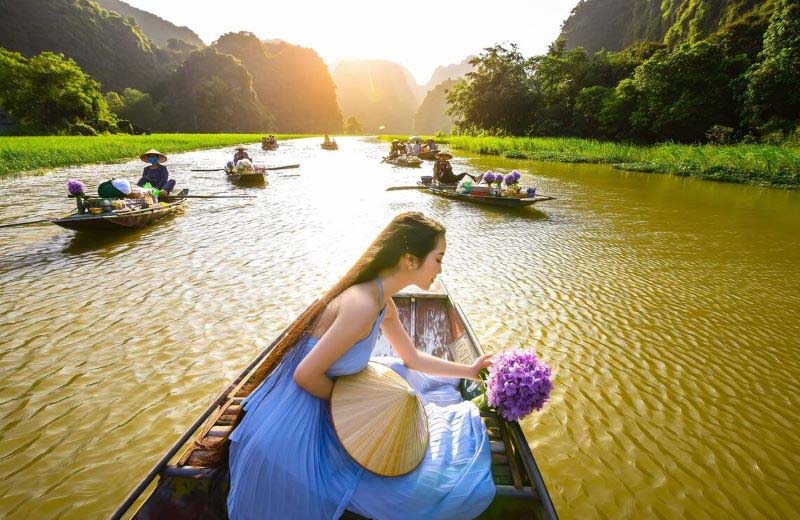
[0,134,311,177]
[379,135,800,189]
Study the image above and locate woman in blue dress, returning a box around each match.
[225,212,496,519]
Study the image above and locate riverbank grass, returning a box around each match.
[378,135,800,188]
[0,134,311,176]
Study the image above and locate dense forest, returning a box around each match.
[214,33,341,133]
[559,0,782,53]
[0,0,342,134]
[0,0,171,92]
[95,0,204,48]
[447,0,799,143]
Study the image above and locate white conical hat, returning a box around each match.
[331,362,429,476]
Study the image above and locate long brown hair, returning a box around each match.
[197,212,445,461]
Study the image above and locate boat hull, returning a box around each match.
[114,284,558,520]
[418,182,553,208]
[386,158,422,168]
[52,199,186,233]
[227,172,266,185]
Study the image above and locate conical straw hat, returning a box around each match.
[139,149,167,163]
[331,362,429,476]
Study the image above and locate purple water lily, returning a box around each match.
[66,179,86,197]
[484,349,553,422]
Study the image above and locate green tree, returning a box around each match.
[343,115,363,134]
[744,0,800,133]
[153,47,270,132]
[105,88,161,130]
[622,41,747,141]
[447,44,538,135]
[0,49,117,134]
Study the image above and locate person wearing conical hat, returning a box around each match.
[423,138,438,153]
[433,151,482,185]
[233,145,251,165]
[136,149,175,194]
[225,212,496,519]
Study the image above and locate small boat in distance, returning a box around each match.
[321,140,338,150]
[385,156,423,168]
[111,283,558,520]
[417,150,438,161]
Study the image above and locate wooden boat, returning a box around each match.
[386,156,423,168]
[261,141,279,151]
[417,180,554,208]
[111,283,558,520]
[321,141,338,150]
[52,190,188,233]
[225,168,267,185]
[418,149,439,161]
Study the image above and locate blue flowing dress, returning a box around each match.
[228,280,495,519]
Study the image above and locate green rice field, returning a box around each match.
[0,134,311,177]
[379,135,800,188]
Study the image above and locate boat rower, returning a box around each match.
[137,148,175,194]
[432,152,482,185]
[233,145,252,164]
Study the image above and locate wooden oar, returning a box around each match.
[0,217,54,229]
[189,164,300,172]
[160,194,256,199]
[386,185,428,191]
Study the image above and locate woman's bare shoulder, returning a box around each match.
[338,282,380,316]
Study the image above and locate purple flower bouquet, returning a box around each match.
[66,179,86,197]
[472,349,553,422]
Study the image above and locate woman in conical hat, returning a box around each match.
[137,149,175,193]
[221,212,496,519]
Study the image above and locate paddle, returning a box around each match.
[189,164,300,172]
[386,185,428,191]
[0,217,54,229]
[160,194,256,199]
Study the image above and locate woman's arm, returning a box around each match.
[380,299,492,380]
[293,290,378,399]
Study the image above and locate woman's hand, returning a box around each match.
[467,353,494,380]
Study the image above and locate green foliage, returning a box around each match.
[447,44,539,135]
[0,134,309,176]
[0,0,168,92]
[436,135,800,187]
[0,49,117,135]
[93,0,204,48]
[213,32,342,133]
[152,47,270,133]
[744,0,800,133]
[105,88,161,131]
[343,116,363,135]
[621,41,748,141]
[559,0,783,54]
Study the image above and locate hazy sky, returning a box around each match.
[123,0,578,84]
